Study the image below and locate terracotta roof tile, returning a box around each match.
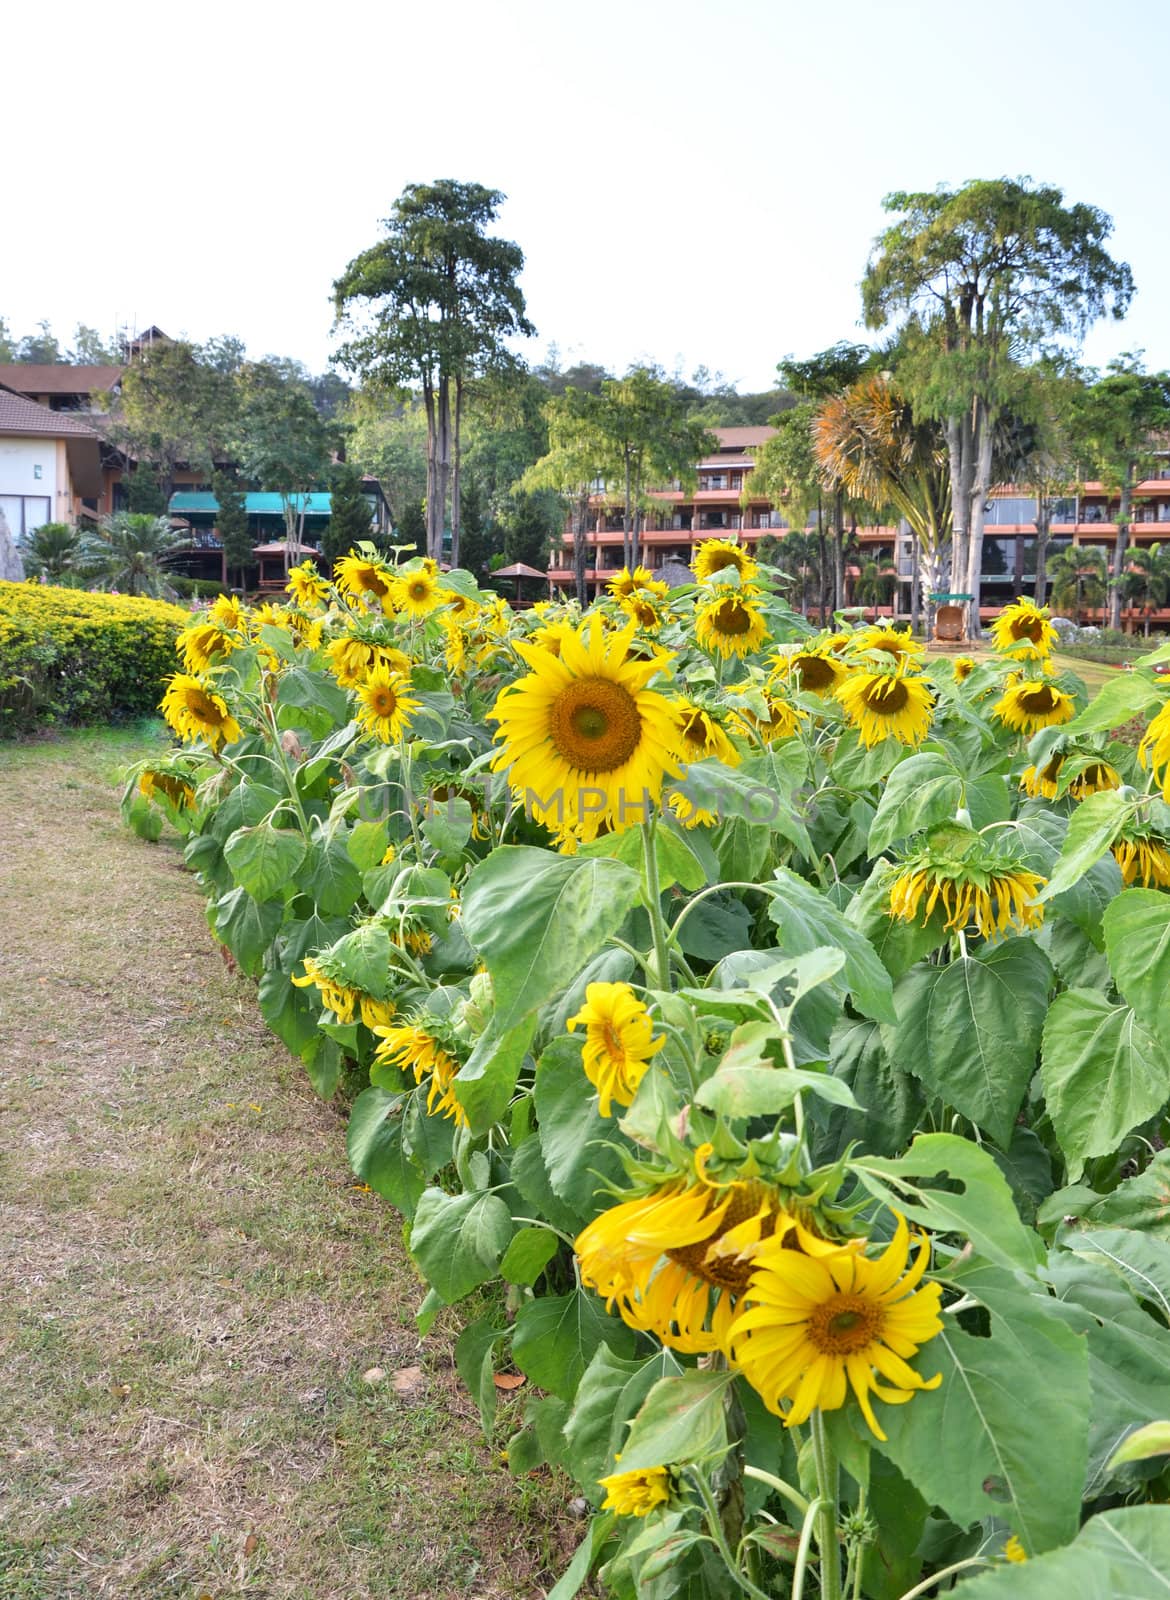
[0,364,123,394]
[0,389,103,439]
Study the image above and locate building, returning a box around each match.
[0,389,105,541]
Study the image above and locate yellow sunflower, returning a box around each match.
[770,645,848,697]
[291,956,360,1023]
[607,565,668,600]
[953,656,976,682]
[575,1148,831,1354]
[1003,1536,1028,1564]
[619,592,668,632]
[888,851,1046,941]
[673,700,741,767]
[695,591,769,661]
[990,598,1057,660]
[372,1022,467,1126]
[160,674,241,751]
[1138,701,1170,801]
[849,625,924,664]
[286,560,329,609]
[693,538,759,585]
[728,693,805,746]
[138,770,196,810]
[1020,753,1120,801]
[334,553,396,612]
[1113,831,1170,889]
[176,620,234,674]
[209,593,247,631]
[993,678,1076,736]
[489,617,682,843]
[530,618,574,658]
[727,1214,944,1441]
[393,567,446,619]
[354,665,419,745]
[598,1466,673,1517]
[325,636,412,689]
[566,982,664,1117]
[836,665,934,748]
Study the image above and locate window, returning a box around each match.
[984,496,1037,525]
[0,495,52,538]
[981,537,1012,576]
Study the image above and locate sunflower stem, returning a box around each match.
[892,1556,992,1600]
[641,819,672,991]
[742,1464,811,1518]
[790,1495,827,1600]
[687,1467,773,1600]
[810,1411,842,1600]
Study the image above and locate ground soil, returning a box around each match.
[0,726,574,1600]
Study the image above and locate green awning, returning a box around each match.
[168,491,334,516]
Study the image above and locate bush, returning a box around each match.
[0,580,190,735]
[171,576,230,601]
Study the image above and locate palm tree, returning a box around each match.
[853,557,895,617]
[759,529,824,618]
[18,522,84,584]
[81,512,187,599]
[1121,543,1170,635]
[1047,545,1108,619]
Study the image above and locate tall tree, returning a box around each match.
[519,387,608,603]
[1074,357,1170,630]
[333,180,535,564]
[70,325,119,364]
[1047,543,1108,617]
[212,471,252,590]
[234,362,337,571]
[862,178,1134,634]
[327,460,376,558]
[749,406,833,621]
[105,339,238,506]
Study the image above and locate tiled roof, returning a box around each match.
[0,388,103,439]
[712,426,777,448]
[0,364,123,395]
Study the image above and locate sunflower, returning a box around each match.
[598,1466,674,1517]
[619,592,668,632]
[160,674,241,751]
[325,636,412,689]
[990,598,1057,660]
[1003,1536,1028,1565]
[334,553,396,612]
[849,625,924,664]
[727,1214,944,1441]
[1020,753,1120,801]
[952,656,976,683]
[393,567,446,619]
[489,617,682,843]
[673,700,740,767]
[1113,829,1170,889]
[286,560,329,609]
[993,678,1076,736]
[139,770,196,810]
[291,955,361,1024]
[836,665,934,748]
[771,645,848,697]
[575,1148,827,1354]
[695,591,769,661]
[566,982,664,1117]
[209,593,247,631]
[1138,700,1170,801]
[607,565,668,601]
[888,847,1046,941]
[372,1022,468,1126]
[529,618,575,658]
[693,538,759,585]
[176,620,234,674]
[728,693,805,746]
[354,665,419,745]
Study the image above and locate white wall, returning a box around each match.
[0,437,59,499]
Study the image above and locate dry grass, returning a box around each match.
[0,725,574,1600]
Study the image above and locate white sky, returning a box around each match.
[7,0,1168,390]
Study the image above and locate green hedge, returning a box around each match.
[0,581,191,735]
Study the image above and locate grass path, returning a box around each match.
[0,726,570,1600]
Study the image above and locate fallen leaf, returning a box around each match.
[493,1372,526,1391]
[243,1533,259,1557]
[110,1382,131,1399]
[361,1366,386,1385]
[392,1365,425,1397]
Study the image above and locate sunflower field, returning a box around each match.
[123,544,1170,1598]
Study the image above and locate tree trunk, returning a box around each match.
[623,450,633,572]
[1033,501,1052,605]
[816,494,828,625]
[574,490,589,606]
[964,400,994,639]
[832,490,846,612]
[422,380,438,557]
[1108,465,1132,632]
[450,377,463,569]
[945,414,973,594]
[433,377,451,563]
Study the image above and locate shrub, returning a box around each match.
[0,580,190,735]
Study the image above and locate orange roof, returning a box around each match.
[712,426,777,448]
[0,364,122,395]
[0,389,103,439]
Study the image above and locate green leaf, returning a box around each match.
[696,1057,860,1118]
[1107,1420,1170,1471]
[615,1370,734,1472]
[1104,889,1170,1043]
[875,1289,1088,1555]
[886,940,1052,1146]
[534,1035,629,1224]
[814,1016,925,1164]
[955,1506,1170,1597]
[846,862,948,980]
[1061,1227,1170,1323]
[258,970,319,1054]
[213,886,283,976]
[498,1228,559,1287]
[673,894,753,960]
[462,847,642,1031]
[1013,810,1123,944]
[346,1087,424,1219]
[1041,990,1170,1180]
[563,1346,659,1493]
[346,817,389,872]
[1036,790,1132,902]
[454,1315,505,1441]
[452,1013,537,1135]
[277,664,350,730]
[867,750,962,856]
[422,797,473,855]
[224,819,307,901]
[279,906,351,969]
[544,1514,617,1600]
[325,924,393,998]
[1063,673,1165,736]
[511,1290,636,1401]
[580,818,706,893]
[297,834,362,916]
[409,1186,514,1304]
[766,866,896,1024]
[853,1133,1043,1273]
[302,1034,341,1098]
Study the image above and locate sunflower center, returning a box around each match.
[714,600,751,635]
[548,678,642,772]
[680,710,709,750]
[372,687,398,715]
[808,1292,885,1355]
[1013,616,1045,643]
[362,571,390,597]
[407,580,429,602]
[795,655,836,690]
[600,1022,626,1063]
[1020,685,1057,712]
[708,551,742,574]
[666,1182,776,1293]
[863,678,908,714]
[188,690,224,724]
